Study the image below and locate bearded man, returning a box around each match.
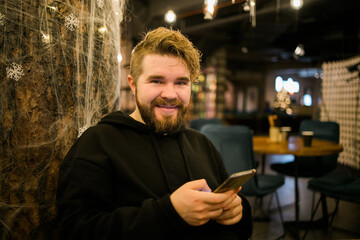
[56,27,253,240]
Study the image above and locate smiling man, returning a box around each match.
[56,27,253,240]
[129,54,191,134]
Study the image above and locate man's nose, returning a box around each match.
[160,83,177,99]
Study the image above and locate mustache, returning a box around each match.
[151,97,183,107]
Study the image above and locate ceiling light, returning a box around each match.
[164,10,176,24]
[290,0,303,10]
[243,1,250,11]
[294,44,305,56]
[204,0,218,20]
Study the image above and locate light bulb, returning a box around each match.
[204,0,218,19]
[290,0,303,10]
[164,10,176,24]
[98,26,107,34]
[204,0,218,5]
[294,44,305,56]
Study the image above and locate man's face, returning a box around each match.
[130,54,192,134]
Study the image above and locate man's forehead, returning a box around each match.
[141,54,190,73]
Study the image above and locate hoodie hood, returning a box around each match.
[99,111,186,136]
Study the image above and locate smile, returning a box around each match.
[157,105,177,109]
[156,105,178,115]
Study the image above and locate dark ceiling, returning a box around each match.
[125,0,360,69]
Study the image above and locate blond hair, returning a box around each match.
[130,27,201,83]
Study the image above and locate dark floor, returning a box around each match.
[250,154,360,240]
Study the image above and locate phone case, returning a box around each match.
[213,169,256,193]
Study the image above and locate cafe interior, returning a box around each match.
[123,1,360,238]
[0,0,359,239]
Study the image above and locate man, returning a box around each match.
[56,27,252,240]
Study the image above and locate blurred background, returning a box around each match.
[0,0,359,239]
[120,0,359,133]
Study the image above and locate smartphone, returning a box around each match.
[213,169,256,193]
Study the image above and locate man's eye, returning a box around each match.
[151,80,161,84]
[176,81,188,86]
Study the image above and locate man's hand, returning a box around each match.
[212,194,243,225]
[170,179,237,226]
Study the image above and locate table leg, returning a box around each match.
[317,156,329,228]
[294,156,300,240]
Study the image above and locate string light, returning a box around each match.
[98,26,107,34]
[46,5,58,12]
[41,31,51,43]
[290,0,303,10]
[164,10,176,24]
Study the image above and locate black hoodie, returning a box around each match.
[56,111,252,240]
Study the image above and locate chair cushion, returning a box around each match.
[308,168,360,201]
[271,157,337,178]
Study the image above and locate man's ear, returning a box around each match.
[127,75,136,96]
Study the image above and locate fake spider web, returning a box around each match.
[0,0,127,238]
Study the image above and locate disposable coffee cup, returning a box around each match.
[302,131,314,147]
[269,126,280,142]
[280,127,291,141]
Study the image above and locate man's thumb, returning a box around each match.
[187,179,212,192]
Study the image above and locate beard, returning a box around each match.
[136,95,188,135]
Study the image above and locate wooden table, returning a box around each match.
[253,136,343,240]
[253,135,343,157]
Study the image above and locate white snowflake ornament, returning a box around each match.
[6,62,25,81]
[0,12,5,26]
[65,13,79,31]
[96,0,104,9]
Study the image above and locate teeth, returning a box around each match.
[159,105,176,109]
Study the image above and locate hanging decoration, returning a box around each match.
[250,0,256,28]
[0,0,126,238]
[65,13,79,31]
[6,62,25,81]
